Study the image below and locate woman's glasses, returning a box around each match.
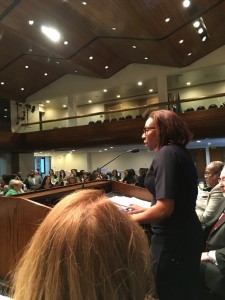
[143,127,155,134]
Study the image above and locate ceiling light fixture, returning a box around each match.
[41,25,61,42]
[105,65,109,69]
[149,89,153,92]
[186,82,191,86]
[179,39,184,44]
[117,95,120,98]
[64,41,68,45]
[1,82,4,85]
[144,57,148,60]
[89,56,93,60]
[165,18,170,23]
[183,0,190,8]
[103,89,107,92]
[193,17,210,42]
[25,65,29,69]
[112,27,116,31]
[132,45,136,49]
[137,81,143,86]
[28,20,34,25]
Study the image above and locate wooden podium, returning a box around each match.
[0,180,152,282]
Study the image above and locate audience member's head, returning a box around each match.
[204,161,224,188]
[8,179,23,192]
[219,166,225,197]
[11,189,154,300]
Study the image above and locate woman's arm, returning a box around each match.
[129,198,174,224]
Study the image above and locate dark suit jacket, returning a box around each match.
[202,199,225,296]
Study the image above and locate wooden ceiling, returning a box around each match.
[0,0,225,101]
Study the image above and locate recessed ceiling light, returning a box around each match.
[103,89,107,92]
[62,104,67,108]
[197,140,201,143]
[193,20,200,28]
[56,61,60,64]
[137,81,143,86]
[183,0,190,8]
[188,52,192,56]
[82,1,87,5]
[64,41,68,45]
[144,57,148,60]
[46,100,50,103]
[208,142,211,145]
[28,20,34,25]
[1,82,5,85]
[75,70,78,73]
[21,88,24,91]
[198,28,204,34]
[104,148,108,151]
[179,39,184,44]
[117,95,120,98]
[165,18,170,22]
[110,146,113,149]
[149,89,153,92]
[105,65,109,69]
[88,100,92,103]
[4,108,7,111]
[132,45,136,49]
[25,65,29,69]
[41,25,61,42]
[89,56,93,60]
[186,82,191,86]
[44,73,48,76]
[202,36,207,42]
[112,27,116,31]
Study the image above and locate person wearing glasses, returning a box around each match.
[128,110,203,300]
[199,166,225,300]
[196,161,224,226]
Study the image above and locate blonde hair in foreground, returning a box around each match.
[11,189,154,300]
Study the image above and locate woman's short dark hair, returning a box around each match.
[149,110,192,148]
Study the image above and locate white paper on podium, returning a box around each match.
[109,195,151,210]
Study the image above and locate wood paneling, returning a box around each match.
[1,108,225,153]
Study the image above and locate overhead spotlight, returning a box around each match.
[183,0,190,8]
[193,17,209,42]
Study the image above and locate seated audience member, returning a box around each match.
[39,175,54,190]
[5,179,24,196]
[58,170,68,186]
[196,161,224,225]
[10,189,155,300]
[199,166,225,300]
[1,174,17,195]
[122,169,137,185]
[136,168,148,188]
[24,170,42,190]
[49,168,58,185]
[110,169,121,181]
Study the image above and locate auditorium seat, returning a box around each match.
[119,117,125,120]
[135,114,143,118]
[208,104,218,109]
[185,107,194,112]
[103,119,110,123]
[111,118,117,122]
[125,115,133,119]
[89,121,94,124]
[95,120,102,124]
[197,106,205,110]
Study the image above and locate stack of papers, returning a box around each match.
[109,195,151,210]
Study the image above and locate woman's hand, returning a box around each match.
[127,204,147,214]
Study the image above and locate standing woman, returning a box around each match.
[129,110,203,300]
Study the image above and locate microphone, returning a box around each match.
[126,148,139,153]
[99,149,139,170]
